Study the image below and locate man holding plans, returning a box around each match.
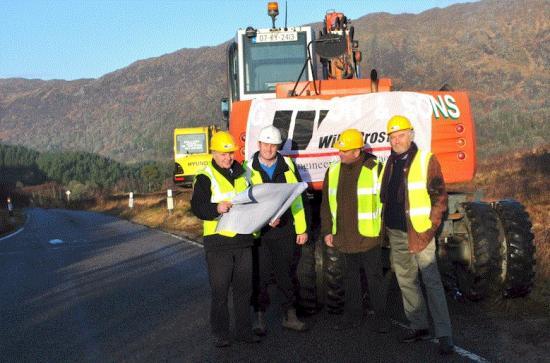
[191,131,259,347]
[244,125,309,335]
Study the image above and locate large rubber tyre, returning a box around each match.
[324,246,345,314]
[456,202,500,300]
[493,199,536,298]
[296,240,319,315]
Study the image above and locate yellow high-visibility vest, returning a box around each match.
[327,160,381,237]
[380,150,433,233]
[244,156,307,234]
[195,162,249,237]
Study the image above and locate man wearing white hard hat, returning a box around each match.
[244,125,309,335]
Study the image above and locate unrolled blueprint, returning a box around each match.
[215,182,308,234]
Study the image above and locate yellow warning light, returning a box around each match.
[268,2,279,17]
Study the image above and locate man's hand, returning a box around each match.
[324,234,334,247]
[269,218,281,228]
[216,201,233,214]
[296,233,308,245]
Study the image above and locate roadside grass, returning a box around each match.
[81,190,203,241]
[0,209,26,237]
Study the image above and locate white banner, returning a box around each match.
[245,91,433,183]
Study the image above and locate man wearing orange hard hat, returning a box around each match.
[320,128,390,333]
[191,131,260,347]
[379,115,454,355]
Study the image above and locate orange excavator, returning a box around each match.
[221,2,535,312]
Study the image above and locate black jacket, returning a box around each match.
[249,151,310,239]
[191,160,254,251]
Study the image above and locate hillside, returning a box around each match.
[0,0,548,162]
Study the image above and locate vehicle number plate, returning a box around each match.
[256,31,298,43]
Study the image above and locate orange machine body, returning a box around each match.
[228,79,475,190]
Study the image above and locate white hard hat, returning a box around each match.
[258,125,282,144]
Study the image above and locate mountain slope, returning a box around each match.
[0,0,548,162]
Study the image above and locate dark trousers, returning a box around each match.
[205,247,252,339]
[252,235,297,313]
[343,246,387,321]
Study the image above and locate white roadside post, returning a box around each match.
[65,190,71,203]
[129,192,134,209]
[167,189,174,215]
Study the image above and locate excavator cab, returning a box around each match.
[224,3,315,110]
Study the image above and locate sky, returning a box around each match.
[0,0,474,80]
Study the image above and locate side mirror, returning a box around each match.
[220,98,229,121]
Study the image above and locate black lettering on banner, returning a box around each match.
[273,110,293,145]
[293,111,316,150]
[379,131,387,143]
[273,109,330,151]
[318,135,335,148]
[318,110,329,128]
[369,132,379,144]
[363,132,370,144]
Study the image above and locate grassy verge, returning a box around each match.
[0,209,26,237]
[74,190,203,242]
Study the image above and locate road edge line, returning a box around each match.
[161,231,204,249]
[0,226,25,241]
[390,318,489,363]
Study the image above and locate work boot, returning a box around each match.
[401,328,432,343]
[252,311,267,336]
[439,336,455,355]
[282,308,308,331]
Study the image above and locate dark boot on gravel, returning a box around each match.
[252,311,267,336]
[282,308,308,331]
[401,328,432,343]
[439,336,454,355]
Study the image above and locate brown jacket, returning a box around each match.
[380,143,448,253]
[321,152,381,253]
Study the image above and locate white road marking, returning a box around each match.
[0,208,32,242]
[0,227,25,241]
[48,239,64,245]
[390,318,489,362]
[161,231,204,248]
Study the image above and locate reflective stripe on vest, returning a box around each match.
[327,160,381,237]
[195,163,249,237]
[244,156,307,235]
[379,150,433,233]
[407,150,433,232]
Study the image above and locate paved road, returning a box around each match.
[1,209,547,362]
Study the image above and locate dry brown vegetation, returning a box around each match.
[80,190,203,241]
